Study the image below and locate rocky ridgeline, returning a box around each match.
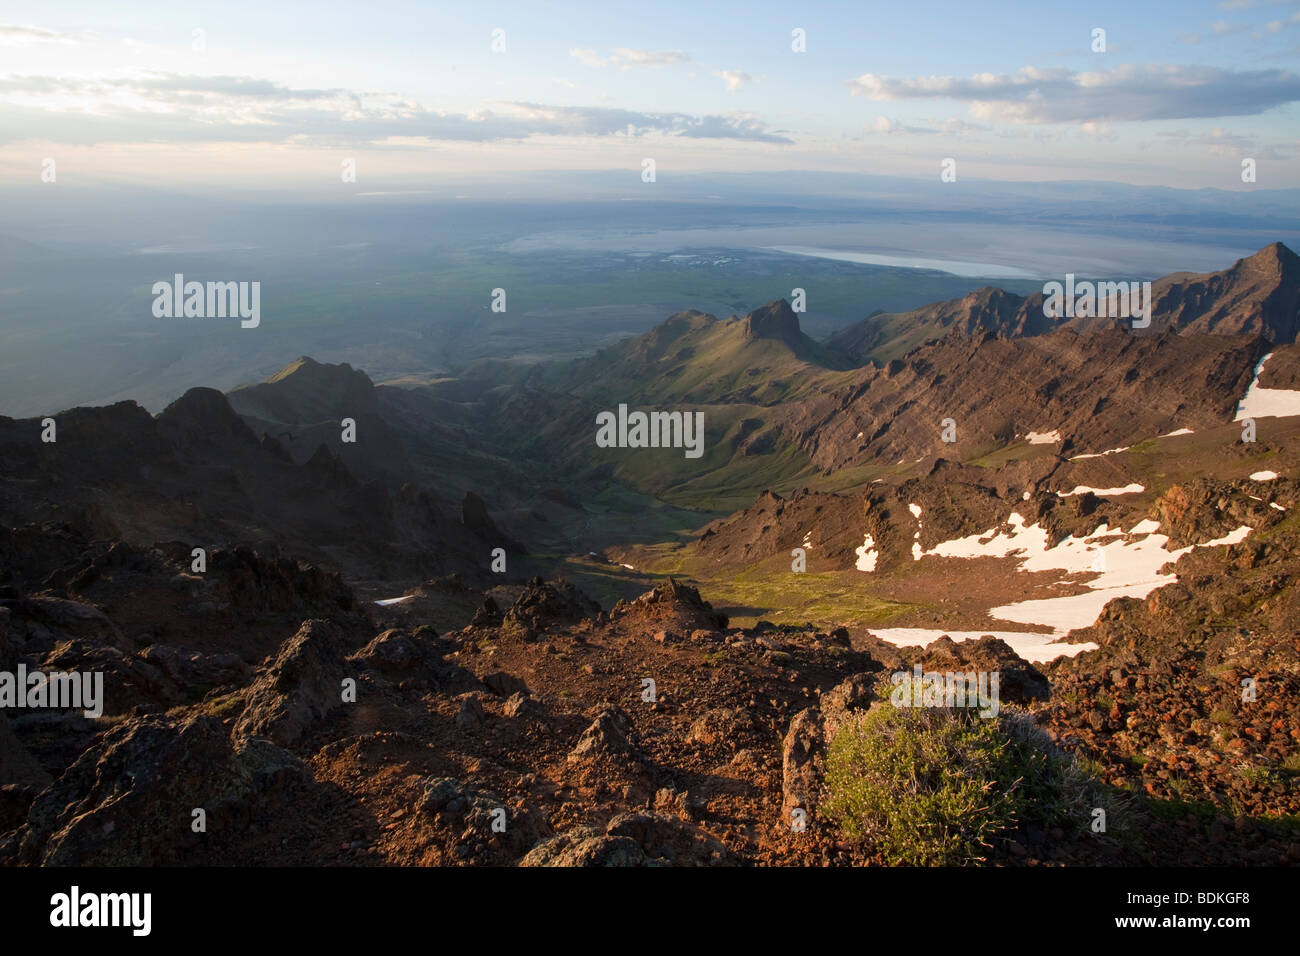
[0,537,898,865]
[3,506,1298,865]
[1038,477,1300,863]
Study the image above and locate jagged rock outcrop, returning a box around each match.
[610,578,727,632]
[504,577,601,631]
[569,704,636,761]
[828,242,1300,364]
[17,712,305,865]
[233,619,355,747]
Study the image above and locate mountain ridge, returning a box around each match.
[828,242,1300,364]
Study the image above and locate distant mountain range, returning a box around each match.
[3,242,1296,572]
[3,240,1299,868]
[828,242,1300,363]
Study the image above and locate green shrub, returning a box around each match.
[822,705,1117,865]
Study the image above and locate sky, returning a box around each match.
[0,0,1298,190]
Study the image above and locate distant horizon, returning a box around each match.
[2,1,1298,189]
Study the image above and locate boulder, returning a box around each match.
[233,619,352,747]
[781,707,825,822]
[569,704,634,761]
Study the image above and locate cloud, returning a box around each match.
[1179,8,1300,44]
[0,73,791,146]
[0,71,345,102]
[0,23,78,46]
[1156,126,1268,156]
[500,102,791,143]
[1211,19,1251,35]
[1265,10,1300,33]
[1154,126,1294,158]
[715,70,756,92]
[847,64,1300,123]
[866,115,932,135]
[864,115,989,136]
[569,47,689,69]
[672,110,789,142]
[1077,120,1118,142]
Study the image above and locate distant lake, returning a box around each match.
[767,245,1038,279]
[502,217,1267,281]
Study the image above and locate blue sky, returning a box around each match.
[1,0,1297,188]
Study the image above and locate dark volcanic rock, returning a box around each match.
[910,635,1051,707]
[610,578,727,632]
[348,628,427,674]
[569,704,635,761]
[233,619,354,747]
[504,577,601,630]
[0,711,50,790]
[819,672,878,740]
[470,596,503,627]
[18,711,304,865]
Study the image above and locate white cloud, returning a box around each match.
[0,72,792,145]
[715,69,756,92]
[0,23,79,46]
[569,47,689,70]
[1158,126,1258,156]
[848,64,1300,123]
[864,115,989,136]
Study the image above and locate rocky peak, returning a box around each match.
[743,299,803,350]
[1236,241,1299,279]
[158,387,259,446]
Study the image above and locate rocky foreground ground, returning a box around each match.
[2,515,1297,866]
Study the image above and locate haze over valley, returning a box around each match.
[3,0,1299,882]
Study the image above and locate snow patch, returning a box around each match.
[1250,470,1279,481]
[1199,526,1252,548]
[854,535,878,572]
[1025,430,1061,445]
[1069,446,1131,461]
[1235,353,1300,420]
[1057,483,1145,497]
[866,628,1097,664]
[872,513,1257,660]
